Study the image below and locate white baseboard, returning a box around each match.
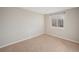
[47,33,79,44]
[0,33,44,48]
[0,33,79,48]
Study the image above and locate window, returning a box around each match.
[52,19,57,27]
[51,12,64,28]
[58,18,63,27]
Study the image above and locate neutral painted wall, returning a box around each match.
[45,8,79,43]
[0,7,79,47]
[0,7,44,47]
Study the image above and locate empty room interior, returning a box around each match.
[0,7,79,52]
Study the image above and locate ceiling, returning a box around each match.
[21,7,73,14]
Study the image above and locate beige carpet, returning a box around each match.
[0,34,79,52]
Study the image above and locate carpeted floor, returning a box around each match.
[0,34,79,52]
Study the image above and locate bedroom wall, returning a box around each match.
[0,7,44,47]
[45,8,79,43]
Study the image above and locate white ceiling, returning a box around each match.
[21,7,73,14]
